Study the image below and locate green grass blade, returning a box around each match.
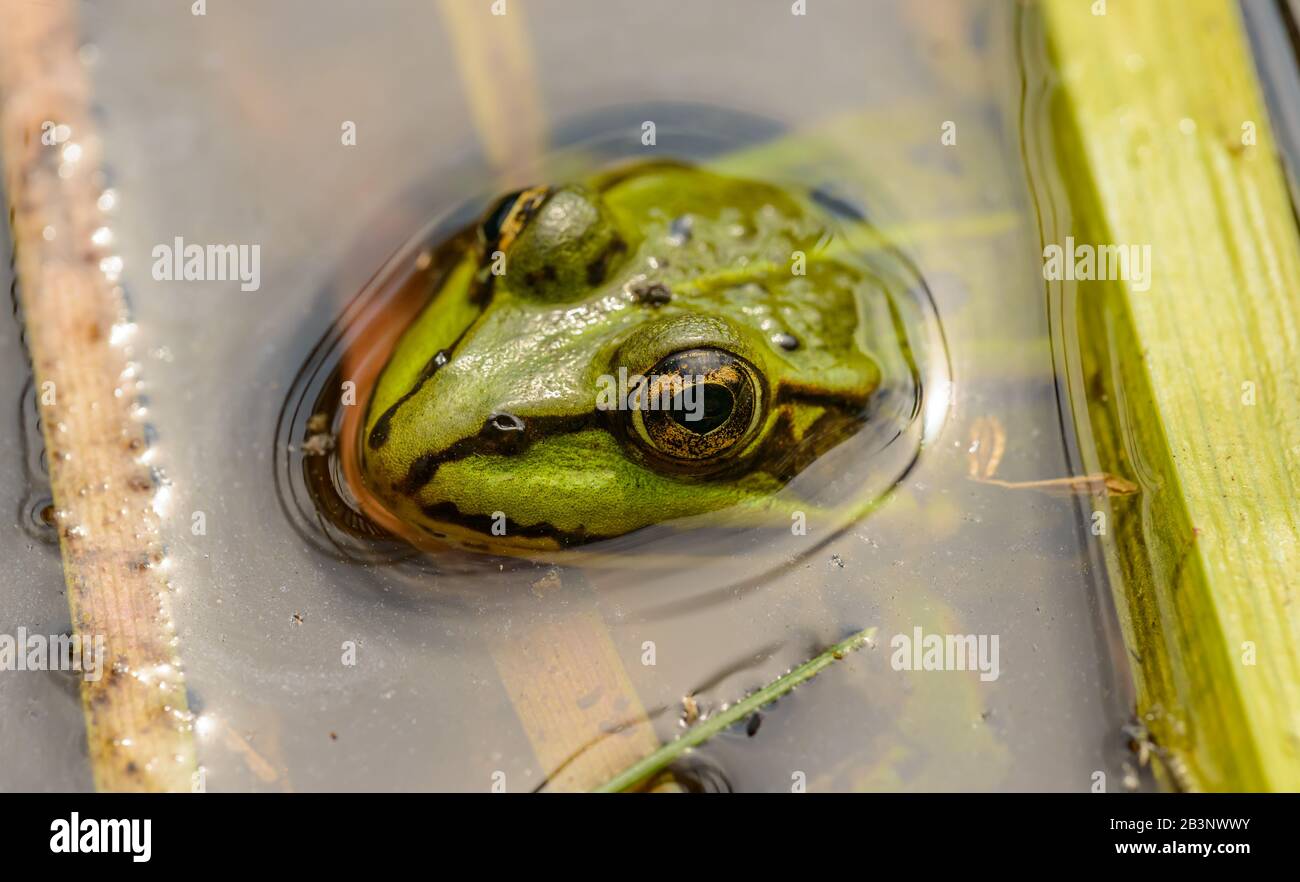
[595,626,877,793]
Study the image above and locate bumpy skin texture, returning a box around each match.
[360,162,882,552]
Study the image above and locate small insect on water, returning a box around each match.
[681,694,700,726]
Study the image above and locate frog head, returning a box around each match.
[359,162,882,554]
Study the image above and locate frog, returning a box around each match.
[357,160,886,554]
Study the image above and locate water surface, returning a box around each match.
[0,0,1143,792]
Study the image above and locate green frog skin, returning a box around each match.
[359,161,883,554]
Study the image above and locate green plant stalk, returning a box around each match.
[1040,0,1300,790]
[596,627,878,793]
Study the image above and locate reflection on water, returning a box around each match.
[0,0,1148,792]
[18,378,59,548]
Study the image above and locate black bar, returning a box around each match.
[1,793,1283,866]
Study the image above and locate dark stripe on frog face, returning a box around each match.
[396,411,599,496]
[418,500,601,549]
[396,383,867,501]
[413,392,870,548]
[367,349,453,450]
[753,404,869,482]
[367,298,493,451]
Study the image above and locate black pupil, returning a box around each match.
[669,383,734,435]
[480,191,523,244]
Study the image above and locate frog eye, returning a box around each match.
[626,348,765,468]
[479,190,524,246]
[478,186,551,253]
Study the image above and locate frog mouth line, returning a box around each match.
[365,294,485,452]
[404,391,873,551]
[394,411,599,496]
[417,500,605,550]
[391,384,872,503]
[365,350,450,450]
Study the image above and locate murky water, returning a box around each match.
[1,0,1147,791]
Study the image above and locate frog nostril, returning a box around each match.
[421,349,450,378]
[488,412,525,433]
[478,412,528,457]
